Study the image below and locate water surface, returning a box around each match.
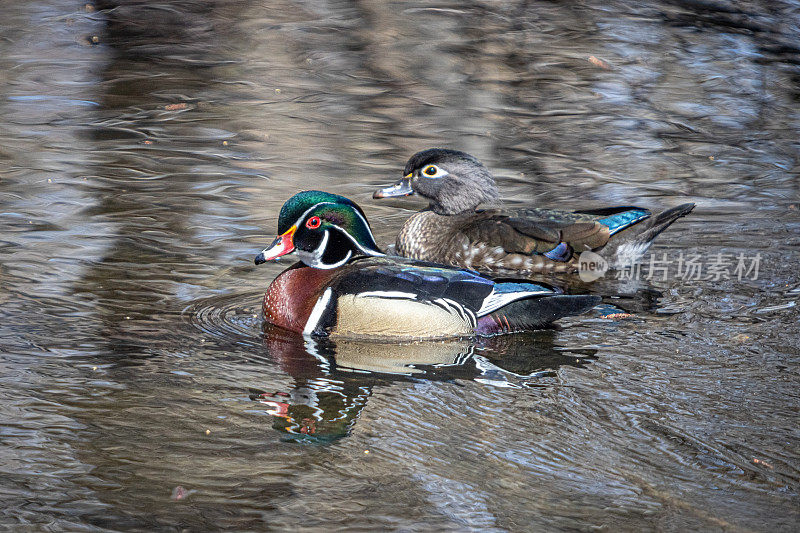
[0,0,798,530]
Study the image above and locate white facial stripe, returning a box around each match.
[337,206,382,255]
[304,287,333,336]
[297,230,328,267]
[313,229,330,260]
[292,201,338,230]
[293,201,382,257]
[297,230,354,269]
[333,225,384,257]
[323,249,352,269]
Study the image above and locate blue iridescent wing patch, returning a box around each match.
[598,209,650,235]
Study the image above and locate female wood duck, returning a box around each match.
[254,191,599,339]
[373,148,695,274]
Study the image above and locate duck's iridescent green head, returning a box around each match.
[255,191,383,269]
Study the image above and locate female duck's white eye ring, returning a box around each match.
[420,164,447,178]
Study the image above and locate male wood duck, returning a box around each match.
[373,148,695,274]
[254,191,599,339]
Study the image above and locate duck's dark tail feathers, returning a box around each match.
[475,294,600,335]
[602,203,695,268]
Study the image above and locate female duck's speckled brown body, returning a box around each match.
[395,210,584,273]
[375,149,695,275]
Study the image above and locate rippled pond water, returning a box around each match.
[1,0,798,530]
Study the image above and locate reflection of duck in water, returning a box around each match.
[254,191,599,340]
[253,326,372,443]
[254,325,597,442]
[255,325,480,442]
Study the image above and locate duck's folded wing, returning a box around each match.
[508,217,611,251]
[333,259,495,313]
[463,214,611,259]
[475,294,601,334]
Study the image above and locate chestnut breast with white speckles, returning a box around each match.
[263,263,337,334]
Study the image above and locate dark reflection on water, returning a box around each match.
[1,0,799,530]
[254,326,597,442]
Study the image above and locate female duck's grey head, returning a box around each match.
[374,149,499,215]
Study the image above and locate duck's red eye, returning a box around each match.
[306,216,322,229]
